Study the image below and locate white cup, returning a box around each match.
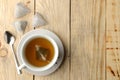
[17,32,59,72]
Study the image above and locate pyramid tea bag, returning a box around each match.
[14,2,30,18]
[32,12,46,28]
[35,45,49,61]
[13,20,27,33]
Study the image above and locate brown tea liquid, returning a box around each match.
[25,38,54,67]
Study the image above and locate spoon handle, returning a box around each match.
[10,44,21,74]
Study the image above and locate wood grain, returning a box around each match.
[1,0,120,80]
[106,0,120,80]
[71,0,106,80]
[0,0,34,80]
[35,0,70,80]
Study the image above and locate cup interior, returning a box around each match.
[20,34,59,72]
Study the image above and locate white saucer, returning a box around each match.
[17,29,64,76]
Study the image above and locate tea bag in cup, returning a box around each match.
[35,45,49,61]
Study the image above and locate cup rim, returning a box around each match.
[17,32,59,72]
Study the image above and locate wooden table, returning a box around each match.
[0,0,119,80]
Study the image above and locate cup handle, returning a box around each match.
[18,63,25,70]
[17,63,25,74]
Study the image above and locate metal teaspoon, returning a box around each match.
[4,31,21,74]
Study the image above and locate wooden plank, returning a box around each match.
[106,0,120,80]
[35,0,70,80]
[0,0,34,80]
[71,0,105,80]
